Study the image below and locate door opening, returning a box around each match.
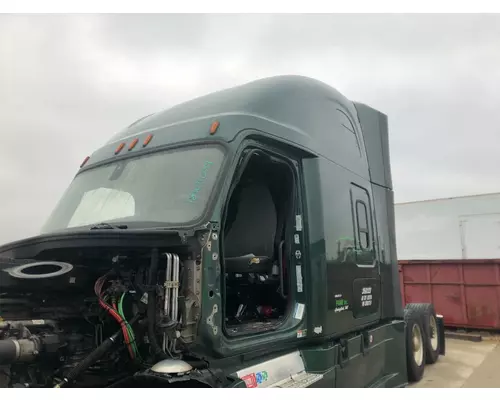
[222,150,294,335]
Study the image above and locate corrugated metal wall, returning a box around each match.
[400,260,500,330]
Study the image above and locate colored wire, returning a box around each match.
[94,274,135,359]
[118,293,138,356]
[98,298,135,359]
[118,292,141,359]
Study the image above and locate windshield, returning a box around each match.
[41,145,225,233]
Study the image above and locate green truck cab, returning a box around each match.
[0,76,444,388]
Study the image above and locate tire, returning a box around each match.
[405,303,440,364]
[404,307,426,383]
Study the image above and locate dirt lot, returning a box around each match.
[410,338,500,388]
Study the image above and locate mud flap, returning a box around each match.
[437,314,446,356]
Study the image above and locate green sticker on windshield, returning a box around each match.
[188,161,214,203]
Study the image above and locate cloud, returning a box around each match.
[1,14,500,244]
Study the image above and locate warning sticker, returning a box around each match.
[295,215,303,231]
[296,264,303,292]
[241,373,258,388]
[297,329,307,338]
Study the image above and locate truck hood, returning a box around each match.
[0,229,184,260]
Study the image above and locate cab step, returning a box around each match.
[271,372,324,388]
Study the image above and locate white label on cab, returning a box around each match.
[295,215,303,231]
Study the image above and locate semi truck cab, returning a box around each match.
[0,76,443,388]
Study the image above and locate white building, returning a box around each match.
[395,192,500,260]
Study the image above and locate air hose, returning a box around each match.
[54,314,141,388]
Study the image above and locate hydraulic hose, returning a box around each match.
[147,248,167,361]
[55,314,141,388]
[55,332,120,387]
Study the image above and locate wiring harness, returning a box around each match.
[94,273,141,361]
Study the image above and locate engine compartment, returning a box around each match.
[0,239,208,388]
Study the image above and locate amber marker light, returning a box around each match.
[128,138,139,151]
[115,142,125,155]
[80,156,90,168]
[210,121,220,135]
[143,134,153,147]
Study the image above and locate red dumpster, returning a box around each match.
[399,259,500,330]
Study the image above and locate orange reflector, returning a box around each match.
[115,142,125,155]
[210,121,220,135]
[80,156,90,168]
[143,134,153,147]
[128,138,139,151]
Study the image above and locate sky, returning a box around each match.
[1,13,500,244]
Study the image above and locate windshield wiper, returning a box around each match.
[89,222,128,230]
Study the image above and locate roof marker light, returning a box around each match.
[115,142,125,155]
[128,138,139,151]
[143,134,153,147]
[210,120,220,135]
[80,156,90,168]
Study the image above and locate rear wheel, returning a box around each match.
[406,303,440,364]
[404,307,425,382]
